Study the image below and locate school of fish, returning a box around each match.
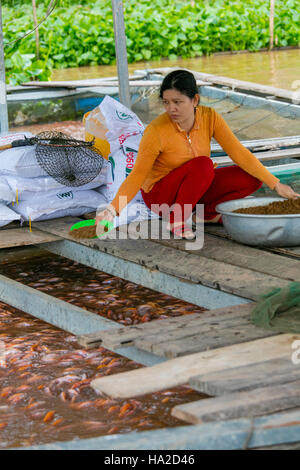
[0,254,207,448]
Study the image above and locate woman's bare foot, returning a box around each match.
[192,213,222,224]
[168,221,195,240]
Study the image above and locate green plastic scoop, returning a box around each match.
[70,219,114,238]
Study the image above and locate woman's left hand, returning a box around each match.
[274,181,300,200]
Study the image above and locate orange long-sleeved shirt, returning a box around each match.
[111,106,279,215]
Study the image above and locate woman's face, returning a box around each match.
[162,89,199,125]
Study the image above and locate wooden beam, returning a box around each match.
[34,217,291,302]
[212,147,300,166]
[21,79,209,89]
[0,227,60,249]
[154,233,300,282]
[211,135,300,153]
[90,334,298,398]
[77,303,255,349]
[269,0,275,50]
[136,321,276,359]
[172,379,300,424]
[189,357,300,395]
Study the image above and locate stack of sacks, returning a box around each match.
[0,132,108,224]
[0,175,20,227]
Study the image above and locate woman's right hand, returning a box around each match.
[95,203,116,235]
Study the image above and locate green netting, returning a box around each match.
[251,282,300,333]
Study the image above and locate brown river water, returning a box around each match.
[0,253,207,449]
[52,49,300,91]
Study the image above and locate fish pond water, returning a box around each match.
[0,253,208,448]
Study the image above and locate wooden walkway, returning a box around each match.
[0,215,300,449]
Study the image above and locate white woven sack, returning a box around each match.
[0,177,15,204]
[0,202,20,227]
[0,132,47,178]
[96,95,144,154]
[11,189,107,222]
[4,168,108,201]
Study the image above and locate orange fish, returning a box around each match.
[17,364,33,372]
[51,418,63,426]
[16,385,30,392]
[27,375,45,384]
[7,393,26,404]
[119,403,132,417]
[1,386,13,398]
[108,405,119,414]
[107,426,119,434]
[71,401,95,410]
[43,411,55,423]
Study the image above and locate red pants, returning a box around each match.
[141,156,263,224]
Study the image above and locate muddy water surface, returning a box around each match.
[52,49,300,91]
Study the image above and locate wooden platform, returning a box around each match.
[1,215,300,449]
[0,226,60,249]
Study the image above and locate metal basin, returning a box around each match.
[215,197,300,247]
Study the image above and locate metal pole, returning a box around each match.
[111,0,131,109]
[0,0,8,135]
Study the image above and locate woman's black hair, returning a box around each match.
[159,70,199,103]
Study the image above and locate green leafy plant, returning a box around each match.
[2,0,300,85]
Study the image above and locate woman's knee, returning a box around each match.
[187,156,215,179]
[242,172,263,193]
[220,166,262,192]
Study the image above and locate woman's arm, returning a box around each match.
[212,109,299,199]
[212,109,280,189]
[96,124,161,224]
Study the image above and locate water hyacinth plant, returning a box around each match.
[2,0,300,84]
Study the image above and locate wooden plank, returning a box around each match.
[137,321,276,359]
[21,79,210,89]
[0,221,22,230]
[153,232,300,282]
[171,379,300,424]
[78,303,255,349]
[0,227,60,249]
[212,148,300,165]
[33,217,291,301]
[204,225,300,259]
[211,135,300,153]
[189,357,300,395]
[90,334,299,398]
[253,442,300,450]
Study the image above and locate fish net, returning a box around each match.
[33,131,105,187]
[251,282,300,333]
